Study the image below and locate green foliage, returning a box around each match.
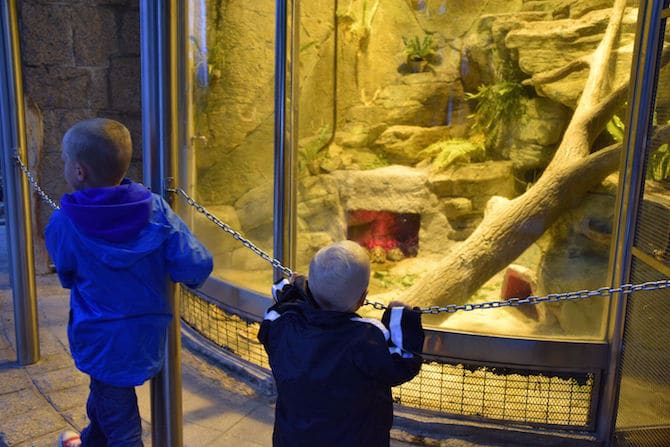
[372,271,417,290]
[298,125,331,175]
[402,35,436,61]
[606,115,625,143]
[420,138,486,172]
[647,143,670,182]
[609,113,670,182]
[466,80,526,149]
[357,153,389,170]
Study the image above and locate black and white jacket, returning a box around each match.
[258,285,423,447]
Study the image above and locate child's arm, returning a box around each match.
[159,197,213,288]
[352,317,423,387]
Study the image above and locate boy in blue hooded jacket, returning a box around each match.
[45,118,213,447]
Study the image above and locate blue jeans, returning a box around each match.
[80,377,143,447]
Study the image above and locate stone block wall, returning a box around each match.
[17,0,141,271]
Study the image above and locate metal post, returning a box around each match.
[273,0,298,282]
[141,0,183,445]
[0,0,39,366]
[598,0,665,444]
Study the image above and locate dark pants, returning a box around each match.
[80,377,143,447]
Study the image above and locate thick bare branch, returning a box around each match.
[404,143,622,308]
[401,0,631,308]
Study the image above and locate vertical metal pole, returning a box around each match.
[273,0,297,282]
[598,1,665,444]
[141,1,183,446]
[0,0,39,366]
[287,0,299,271]
[273,0,288,283]
[162,1,184,445]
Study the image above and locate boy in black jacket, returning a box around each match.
[258,240,424,447]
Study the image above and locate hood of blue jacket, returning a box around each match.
[60,178,153,243]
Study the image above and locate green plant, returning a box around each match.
[609,113,670,182]
[402,35,436,61]
[420,138,486,172]
[466,80,526,150]
[372,271,417,290]
[647,143,670,181]
[299,125,331,175]
[606,114,625,142]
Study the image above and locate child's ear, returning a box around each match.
[354,289,368,310]
[74,162,87,182]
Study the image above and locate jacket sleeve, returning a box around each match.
[44,210,76,289]
[159,197,214,288]
[352,324,422,387]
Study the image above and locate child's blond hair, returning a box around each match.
[308,240,370,312]
[62,118,132,187]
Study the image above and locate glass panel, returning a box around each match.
[614,259,670,445]
[182,1,641,341]
[294,0,640,340]
[185,1,276,294]
[614,15,670,444]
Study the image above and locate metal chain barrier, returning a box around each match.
[168,187,293,278]
[13,153,60,210]
[13,160,670,315]
[365,281,670,314]
[167,188,670,314]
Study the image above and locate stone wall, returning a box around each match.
[17,0,141,271]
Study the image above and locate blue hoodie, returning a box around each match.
[45,179,213,386]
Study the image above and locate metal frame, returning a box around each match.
[198,275,609,369]
[140,1,184,446]
[599,1,668,444]
[186,285,606,432]
[273,0,298,282]
[0,0,39,366]
[165,0,670,444]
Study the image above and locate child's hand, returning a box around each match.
[271,277,292,302]
[271,274,308,304]
[381,304,425,356]
[387,300,410,309]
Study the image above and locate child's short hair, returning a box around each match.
[308,240,370,312]
[62,118,132,186]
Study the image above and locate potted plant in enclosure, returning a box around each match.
[402,34,436,73]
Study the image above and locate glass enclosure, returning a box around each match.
[186,0,276,293]
[183,0,642,341]
[613,7,670,444]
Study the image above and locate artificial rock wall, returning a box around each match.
[17,0,141,272]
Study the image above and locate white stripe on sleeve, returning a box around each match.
[264,309,282,321]
[351,317,390,341]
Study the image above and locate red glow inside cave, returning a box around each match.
[347,210,420,257]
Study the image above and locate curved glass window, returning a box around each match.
[184,0,641,341]
[185,0,276,294]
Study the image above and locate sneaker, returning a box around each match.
[58,430,81,447]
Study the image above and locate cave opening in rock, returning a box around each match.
[347,210,420,262]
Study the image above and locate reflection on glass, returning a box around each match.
[186,1,276,294]
[186,1,640,339]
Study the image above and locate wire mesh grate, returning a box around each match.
[180,289,269,369]
[393,362,593,427]
[614,258,670,446]
[180,289,595,429]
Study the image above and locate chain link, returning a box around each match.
[363,279,670,314]
[168,188,294,278]
[14,162,670,316]
[168,187,670,314]
[13,153,60,210]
